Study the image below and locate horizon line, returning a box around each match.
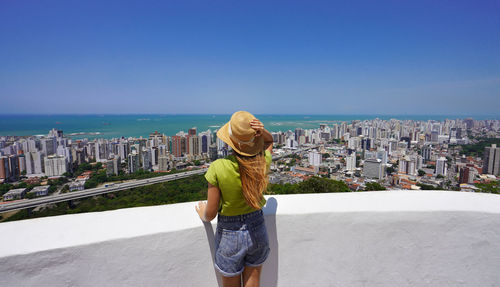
[1,113,498,118]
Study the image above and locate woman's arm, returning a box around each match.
[195,182,220,222]
[250,119,273,151]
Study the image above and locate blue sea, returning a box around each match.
[0,114,496,139]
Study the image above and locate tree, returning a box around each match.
[417,183,444,190]
[386,166,395,175]
[16,182,28,188]
[436,174,444,179]
[418,169,426,177]
[61,184,70,193]
[475,181,499,194]
[62,172,72,178]
[365,182,386,191]
[296,176,350,193]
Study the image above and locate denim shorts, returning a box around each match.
[214,209,270,277]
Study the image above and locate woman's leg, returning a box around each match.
[222,274,241,287]
[242,266,262,287]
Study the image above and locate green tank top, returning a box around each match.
[204,150,271,216]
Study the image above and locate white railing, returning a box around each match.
[0,191,499,287]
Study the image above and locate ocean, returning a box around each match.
[0,114,496,139]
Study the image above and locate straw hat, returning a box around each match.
[217,111,264,156]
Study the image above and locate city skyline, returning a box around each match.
[1,1,499,115]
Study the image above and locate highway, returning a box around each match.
[0,168,207,213]
[0,147,314,214]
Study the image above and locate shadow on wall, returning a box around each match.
[262,197,279,287]
[202,197,279,287]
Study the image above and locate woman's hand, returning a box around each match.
[195,201,207,221]
[251,118,273,151]
[250,119,264,137]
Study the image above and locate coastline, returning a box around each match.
[1,114,497,139]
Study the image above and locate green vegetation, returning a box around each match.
[418,169,426,177]
[74,162,102,177]
[84,169,185,189]
[3,175,351,222]
[417,183,444,190]
[286,158,297,167]
[3,169,496,222]
[475,181,499,194]
[364,182,386,191]
[268,176,350,194]
[386,166,395,175]
[4,175,209,222]
[0,184,14,195]
[328,139,344,145]
[453,138,500,157]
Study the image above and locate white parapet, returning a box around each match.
[0,190,500,286]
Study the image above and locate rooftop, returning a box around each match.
[0,191,499,286]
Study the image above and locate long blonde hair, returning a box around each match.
[235,151,268,209]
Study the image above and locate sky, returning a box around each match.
[0,0,499,116]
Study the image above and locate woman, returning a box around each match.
[196,111,274,287]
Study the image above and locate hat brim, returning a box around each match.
[217,122,264,157]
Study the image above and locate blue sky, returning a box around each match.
[0,0,499,115]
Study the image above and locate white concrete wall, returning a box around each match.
[1,191,500,287]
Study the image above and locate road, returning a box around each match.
[0,169,207,213]
[0,148,314,214]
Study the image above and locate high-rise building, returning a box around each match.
[158,156,170,172]
[25,151,44,175]
[188,127,197,136]
[106,156,121,176]
[435,157,447,176]
[0,156,9,182]
[308,151,321,167]
[430,131,439,143]
[141,149,152,171]
[464,118,474,129]
[459,167,471,184]
[209,144,218,161]
[128,152,140,173]
[483,144,500,176]
[118,142,129,160]
[376,150,388,165]
[48,128,63,138]
[95,139,108,163]
[18,154,26,174]
[346,154,356,171]
[44,155,67,177]
[41,137,56,156]
[295,128,304,141]
[150,147,158,166]
[363,158,384,179]
[188,136,200,156]
[0,155,21,182]
[399,156,417,176]
[200,134,209,154]
[172,136,183,158]
[361,138,372,151]
[149,131,163,147]
[422,146,432,163]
